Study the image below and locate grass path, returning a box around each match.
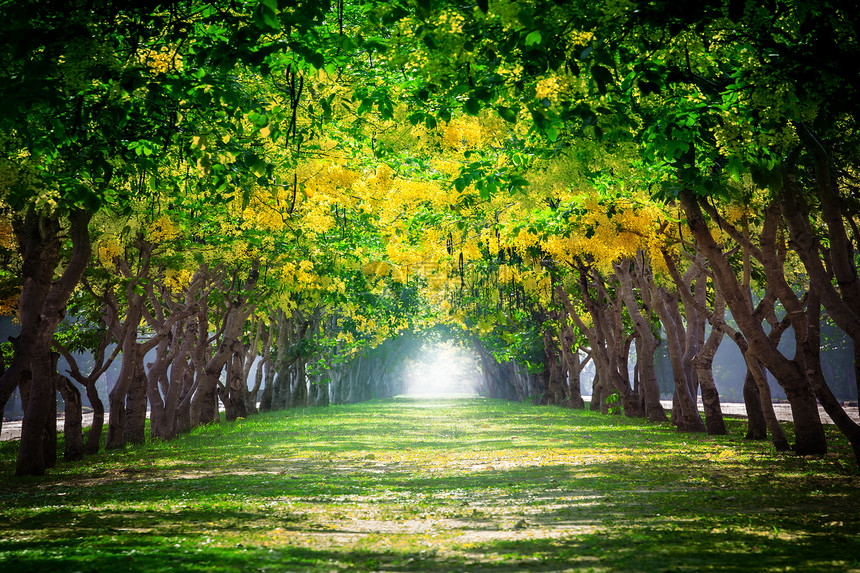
[1,398,859,572]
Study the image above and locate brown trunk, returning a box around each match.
[248,357,264,412]
[557,277,642,418]
[243,319,265,415]
[741,345,788,449]
[15,208,91,476]
[559,328,587,409]
[781,163,860,444]
[146,338,169,438]
[541,330,566,405]
[84,379,104,454]
[804,289,860,463]
[759,199,831,455]
[315,378,330,406]
[0,337,29,447]
[780,153,860,341]
[124,349,148,445]
[692,293,727,435]
[18,335,58,475]
[106,294,144,449]
[653,284,706,432]
[659,248,731,434]
[227,352,248,420]
[616,257,667,422]
[174,368,195,435]
[258,314,278,411]
[149,324,192,440]
[681,190,826,454]
[742,368,768,440]
[590,370,605,412]
[52,322,115,456]
[57,373,84,461]
[259,360,275,411]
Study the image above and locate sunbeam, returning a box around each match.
[403,341,480,397]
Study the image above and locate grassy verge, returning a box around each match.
[1,398,859,572]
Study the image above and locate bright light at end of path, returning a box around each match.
[404,342,480,397]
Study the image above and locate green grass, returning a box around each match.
[1,398,859,572]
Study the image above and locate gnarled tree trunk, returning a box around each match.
[12,208,91,476]
[682,190,826,454]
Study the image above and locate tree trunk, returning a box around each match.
[742,368,768,440]
[0,336,29,451]
[559,329,587,409]
[556,279,642,418]
[15,208,91,476]
[653,284,706,432]
[225,351,248,420]
[106,295,144,450]
[616,257,668,422]
[541,330,566,405]
[57,373,84,461]
[174,368,195,436]
[259,358,275,411]
[83,379,105,454]
[803,289,860,463]
[681,190,826,455]
[590,370,605,412]
[692,293,727,435]
[124,348,148,445]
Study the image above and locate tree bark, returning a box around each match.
[652,283,706,432]
[692,293,728,435]
[616,257,668,422]
[742,368,767,440]
[803,289,860,463]
[559,328,587,409]
[57,372,84,461]
[84,378,105,454]
[15,208,91,476]
[681,190,826,455]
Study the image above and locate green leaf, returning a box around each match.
[525,30,542,47]
[592,65,614,93]
[464,98,481,116]
[306,51,325,70]
[254,0,280,31]
[546,127,559,142]
[497,105,518,123]
[726,156,743,181]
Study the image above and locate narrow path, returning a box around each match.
[1,412,96,442]
[659,399,860,426]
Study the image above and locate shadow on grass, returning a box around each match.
[3,524,858,572]
[469,527,860,572]
[2,398,859,572]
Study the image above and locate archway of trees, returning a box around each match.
[2,0,859,476]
